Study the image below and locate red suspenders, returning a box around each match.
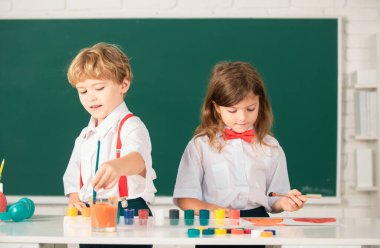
[116,113,134,197]
[79,113,134,199]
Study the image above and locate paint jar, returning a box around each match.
[199,209,210,226]
[138,209,149,225]
[81,207,91,218]
[215,228,227,236]
[187,228,200,238]
[184,209,194,226]
[124,209,134,225]
[229,209,240,226]
[66,206,78,217]
[90,197,118,232]
[169,209,179,225]
[214,208,225,227]
[153,209,165,226]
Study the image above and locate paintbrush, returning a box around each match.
[92,140,101,204]
[269,192,322,198]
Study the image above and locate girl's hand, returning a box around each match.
[279,189,307,212]
[68,193,87,211]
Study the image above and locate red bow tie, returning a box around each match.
[223,128,254,143]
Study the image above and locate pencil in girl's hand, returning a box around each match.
[0,159,4,192]
[268,192,322,198]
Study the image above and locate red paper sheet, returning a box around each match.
[293,218,336,223]
[244,218,285,226]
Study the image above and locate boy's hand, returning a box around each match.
[279,189,307,212]
[68,193,87,211]
[92,161,122,192]
[92,153,146,192]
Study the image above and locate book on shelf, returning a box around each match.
[351,69,378,86]
[355,148,374,188]
[355,90,378,137]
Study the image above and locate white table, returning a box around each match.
[0,216,380,246]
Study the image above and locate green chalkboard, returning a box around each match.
[0,19,339,197]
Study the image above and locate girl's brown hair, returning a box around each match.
[195,61,273,149]
[67,42,132,86]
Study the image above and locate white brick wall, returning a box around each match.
[1,0,380,219]
[66,0,122,10]
[13,0,64,11]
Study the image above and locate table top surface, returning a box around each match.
[1,216,380,245]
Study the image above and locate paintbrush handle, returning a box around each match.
[304,194,322,199]
[269,192,322,198]
[92,140,101,204]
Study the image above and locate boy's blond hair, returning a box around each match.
[67,42,132,86]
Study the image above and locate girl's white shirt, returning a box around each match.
[173,134,290,212]
[63,102,157,203]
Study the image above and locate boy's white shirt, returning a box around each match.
[173,134,290,212]
[63,102,157,203]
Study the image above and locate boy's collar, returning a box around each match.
[85,102,129,139]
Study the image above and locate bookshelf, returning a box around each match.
[377,34,380,217]
[352,50,379,194]
[352,75,379,219]
[352,34,380,217]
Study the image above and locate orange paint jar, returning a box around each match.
[90,197,118,232]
